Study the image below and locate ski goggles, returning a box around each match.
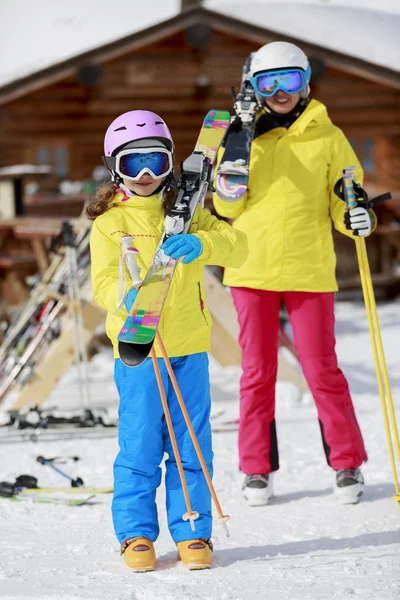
[250,67,311,97]
[107,148,173,181]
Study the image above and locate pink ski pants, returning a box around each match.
[230,288,368,474]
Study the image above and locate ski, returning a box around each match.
[215,53,258,202]
[211,418,239,433]
[16,486,113,495]
[1,494,96,506]
[117,109,231,367]
[0,426,117,444]
[0,486,96,505]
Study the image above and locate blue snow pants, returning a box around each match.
[112,352,213,544]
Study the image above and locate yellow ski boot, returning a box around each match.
[176,539,213,570]
[121,537,156,572]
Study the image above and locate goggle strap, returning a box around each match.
[103,155,116,170]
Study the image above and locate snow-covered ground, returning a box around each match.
[0,299,399,599]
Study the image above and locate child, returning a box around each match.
[213,42,375,507]
[88,110,247,571]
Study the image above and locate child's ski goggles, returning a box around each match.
[104,148,173,181]
[250,67,311,97]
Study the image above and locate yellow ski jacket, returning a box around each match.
[213,99,374,292]
[90,192,247,358]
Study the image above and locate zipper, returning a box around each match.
[198,282,209,326]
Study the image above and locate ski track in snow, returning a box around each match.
[0,301,399,599]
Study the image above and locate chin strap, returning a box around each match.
[118,182,134,198]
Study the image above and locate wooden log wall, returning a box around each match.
[0,27,399,289]
[1,30,400,184]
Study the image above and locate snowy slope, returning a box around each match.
[0,299,399,599]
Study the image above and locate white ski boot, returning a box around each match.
[242,473,273,506]
[334,468,364,504]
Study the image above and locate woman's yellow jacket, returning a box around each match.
[213,99,374,292]
[90,192,247,358]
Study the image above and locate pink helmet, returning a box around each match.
[104,110,174,156]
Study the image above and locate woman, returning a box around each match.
[213,42,374,506]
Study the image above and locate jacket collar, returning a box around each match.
[256,99,331,138]
[289,99,331,135]
[114,190,164,215]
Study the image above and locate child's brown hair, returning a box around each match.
[86,180,178,220]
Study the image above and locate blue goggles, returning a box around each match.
[250,67,311,97]
[115,148,173,181]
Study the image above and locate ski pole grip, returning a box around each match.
[61,221,75,247]
[342,166,357,211]
[71,477,84,488]
[14,474,39,488]
[36,455,48,465]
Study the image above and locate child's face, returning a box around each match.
[266,90,301,115]
[123,173,166,196]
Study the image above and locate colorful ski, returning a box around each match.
[216,53,258,202]
[117,109,231,367]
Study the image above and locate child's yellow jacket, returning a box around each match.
[213,99,375,292]
[90,192,247,358]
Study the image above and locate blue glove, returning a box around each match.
[125,287,138,313]
[162,234,203,264]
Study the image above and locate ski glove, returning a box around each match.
[125,287,138,313]
[344,207,372,237]
[162,234,203,264]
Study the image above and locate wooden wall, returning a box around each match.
[1,28,400,189]
[0,27,399,292]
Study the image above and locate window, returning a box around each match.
[35,144,70,178]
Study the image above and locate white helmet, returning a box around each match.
[250,41,311,99]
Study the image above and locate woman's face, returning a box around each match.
[266,90,301,114]
[123,173,165,196]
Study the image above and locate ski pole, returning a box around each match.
[36,455,84,487]
[155,331,231,536]
[343,167,400,505]
[150,345,199,532]
[62,222,91,411]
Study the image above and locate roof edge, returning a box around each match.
[1,6,399,106]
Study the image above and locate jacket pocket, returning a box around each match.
[198,282,209,326]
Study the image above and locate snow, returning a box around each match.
[0,0,180,89]
[0,165,51,176]
[204,0,400,72]
[0,299,399,599]
[1,1,399,91]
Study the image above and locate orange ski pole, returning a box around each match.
[155,331,231,536]
[150,345,199,531]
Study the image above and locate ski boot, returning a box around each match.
[176,538,213,570]
[121,537,156,572]
[242,473,273,506]
[334,468,364,504]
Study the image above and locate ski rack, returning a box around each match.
[0,219,105,412]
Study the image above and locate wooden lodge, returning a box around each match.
[1,3,400,305]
